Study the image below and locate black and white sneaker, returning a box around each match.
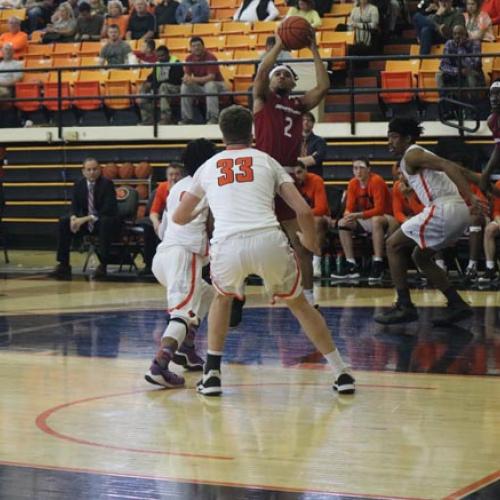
[479,268,498,283]
[196,370,222,396]
[333,372,356,395]
[368,261,384,282]
[331,262,360,279]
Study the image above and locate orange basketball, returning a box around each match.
[134,184,149,200]
[103,162,118,179]
[119,162,134,179]
[277,16,314,50]
[136,205,146,219]
[134,161,152,179]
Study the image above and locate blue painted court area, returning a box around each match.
[1,306,498,376]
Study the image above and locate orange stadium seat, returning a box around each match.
[126,39,139,50]
[14,82,41,112]
[165,37,189,51]
[233,78,251,106]
[317,18,346,31]
[104,80,133,110]
[23,56,52,70]
[73,80,102,110]
[53,42,81,55]
[380,71,414,104]
[327,4,352,17]
[385,59,420,77]
[80,56,101,68]
[251,21,278,34]
[490,57,500,82]
[52,54,80,69]
[48,69,78,84]
[211,0,236,8]
[80,41,104,56]
[417,70,439,103]
[192,22,221,36]
[200,35,226,50]
[216,49,235,61]
[219,63,236,85]
[27,44,53,57]
[221,21,251,34]
[213,8,234,20]
[225,34,257,49]
[43,82,72,111]
[161,24,192,37]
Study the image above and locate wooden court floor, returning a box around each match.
[1,251,500,499]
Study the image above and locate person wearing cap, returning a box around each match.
[330,157,392,282]
[251,31,329,308]
[374,117,484,325]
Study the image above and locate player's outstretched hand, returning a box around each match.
[297,231,321,255]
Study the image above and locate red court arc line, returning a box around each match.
[35,388,234,461]
[0,459,430,500]
[443,469,500,499]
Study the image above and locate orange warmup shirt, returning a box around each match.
[0,31,28,58]
[298,172,329,216]
[392,180,424,223]
[345,172,392,218]
[150,181,170,215]
[491,180,500,218]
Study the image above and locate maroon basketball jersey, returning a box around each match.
[255,91,305,167]
[487,112,500,144]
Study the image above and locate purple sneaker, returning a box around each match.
[145,360,185,388]
[173,343,204,371]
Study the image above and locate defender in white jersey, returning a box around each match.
[145,139,217,389]
[173,105,355,396]
[375,117,485,326]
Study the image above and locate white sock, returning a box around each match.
[304,288,314,305]
[313,255,321,267]
[324,349,350,377]
[486,260,495,269]
[467,260,477,269]
[373,256,383,262]
[435,259,446,270]
[207,349,223,356]
[346,258,356,265]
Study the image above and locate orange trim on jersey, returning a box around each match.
[273,251,301,301]
[419,205,436,249]
[211,275,245,302]
[167,254,196,312]
[419,173,433,204]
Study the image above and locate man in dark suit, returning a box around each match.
[50,157,118,280]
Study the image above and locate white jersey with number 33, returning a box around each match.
[189,147,293,242]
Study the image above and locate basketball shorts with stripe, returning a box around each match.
[210,227,302,301]
[401,199,469,251]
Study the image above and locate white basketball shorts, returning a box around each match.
[210,228,302,301]
[401,197,469,251]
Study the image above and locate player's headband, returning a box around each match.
[269,64,298,81]
[490,81,500,91]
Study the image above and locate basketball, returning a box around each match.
[119,161,134,179]
[134,161,151,179]
[134,184,149,200]
[278,16,314,50]
[103,162,118,179]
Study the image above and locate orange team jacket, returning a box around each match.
[150,181,170,216]
[491,180,500,218]
[297,172,330,216]
[345,172,392,218]
[392,180,424,223]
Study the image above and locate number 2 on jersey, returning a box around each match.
[217,157,254,186]
[284,116,293,138]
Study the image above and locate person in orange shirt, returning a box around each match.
[294,163,329,286]
[139,163,183,276]
[331,156,392,281]
[392,176,424,225]
[479,179,500,282]
[0,17,28,59]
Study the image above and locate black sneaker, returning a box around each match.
[196,369,222,396]
[48,263,72,280]
[432,302,473,326]
[479,268,498,283]
[229,297,245,327]
[333,372,356,394]
[464,267,478,282]
[368,261,384,282]
[374,303,418,325]
[331,262,360,279]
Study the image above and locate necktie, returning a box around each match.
[88,182,95,232]
[300,136,308,157]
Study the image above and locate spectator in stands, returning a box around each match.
[41,2,77,43]
[412,0,465,55]
[176,0,209,24]
[481,0,500,26]
[479,179,500,282]
[49,158,119,281]
[298,111,327,177]
[294,162,330,281]
[348,0,380,54]
[287,0,322,28]
[0,44,23,99]
[436,24,484,102]
[0,17,28,59]
[101,0,129,39]
[330,157,392,281]
[234,0,279,22]
[126,0,156,40]
[99,24,134,65]
[392,173,424,229]
[74,2,104,41]
[156,0,180,30]
[465,0,495,40]
[26,0,56,33]
[259,35,293,62]
[90,0,107,17]
[179,36,226,125]
[134,38,158,63]
[138,45,183,124]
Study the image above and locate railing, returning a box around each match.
[0,50,494,139]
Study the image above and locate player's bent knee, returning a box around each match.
[163,317,188,344]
